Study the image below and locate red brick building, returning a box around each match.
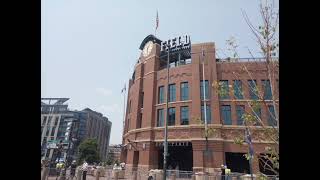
[121,35,278,174]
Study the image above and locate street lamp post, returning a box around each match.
[55,140,63,180]
[163,45,170,180]
[244,124,254,180]
[61,119,76,179]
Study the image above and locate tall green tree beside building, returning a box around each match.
[78,138,100,164]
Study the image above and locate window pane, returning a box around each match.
[200,80,209,100]
[262,80,272,100]
[157,109,164,127]
[141,92,144,108]
[42,116,47,126]
[181,82,189,101]
[168,108,176,126]
[236,105,245,125]
[159,86,165,104]
[254,107,261,126]
[181,106,189,125]
[51,127,56,136]
[201,105,211,124]
[221,105,232,125]
[268,105,277,126]
[248,80,258,100]
[234,80,243,99]
[54,117,59,126]
[219,80,230,99]
[169,84,176,102]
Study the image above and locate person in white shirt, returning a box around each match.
[82,161,88,180]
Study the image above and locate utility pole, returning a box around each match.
[163,45,170,180]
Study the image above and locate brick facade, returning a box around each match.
[121,36,278,174]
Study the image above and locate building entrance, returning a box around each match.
[225,152,250,173]
[157,142,193,171]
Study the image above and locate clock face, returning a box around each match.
[143,41,153,57]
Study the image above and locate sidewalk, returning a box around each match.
[46,175,103,180]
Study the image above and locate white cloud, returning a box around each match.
[95,88,113,96]
[98,104,122,114]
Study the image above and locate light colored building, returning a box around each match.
[41,98,112,162]
[108,144,122,163]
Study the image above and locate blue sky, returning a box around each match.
[41,0,278,144]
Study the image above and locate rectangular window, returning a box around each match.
[219,80,230,99]
[201,105,211,124]
[159,86,165,104]
[236,105,245,125]
[262,80,272,100]
[50,127,56,136]
[42,116,47,126]
[54,117,59,126]
[157,109,164,127]
[47,116,52,126]
[180,82,189,101]
[129,100,132,113]
[200,80,209,100]
[253,107,262,126]
[127,118,130,131]
[221,105,232,125]
[180,106,189,125]
[248,80,258,100]
[168,107,176,126]
[234,80,243,99]
[268,105,277,126]
[137,113,142,128]
[169,84,176,102]
[45,126,50,136]
[140,92,144,108]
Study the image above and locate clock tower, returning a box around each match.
[139,35,162,62]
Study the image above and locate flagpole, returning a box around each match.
[122,84,126,141]
[202,48,208,136]
[155,10,158,37]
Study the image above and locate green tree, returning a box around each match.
[106,153,114,165]
[78,138,100,164]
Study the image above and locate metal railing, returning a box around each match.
[124,170,279,180]
[217,57,279,63]
[43,167,279,180]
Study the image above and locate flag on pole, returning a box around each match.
[156,10,159,30]
[121,84,126,93]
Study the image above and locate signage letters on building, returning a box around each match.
[161,35,191,52]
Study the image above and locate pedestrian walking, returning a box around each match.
[41,159,50,180]
[148,174,153,180]
[175,164,179,177]
[225,166,231,180]
[56,161,64,180]
[82,161,88,180]
[68,160,77,180]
